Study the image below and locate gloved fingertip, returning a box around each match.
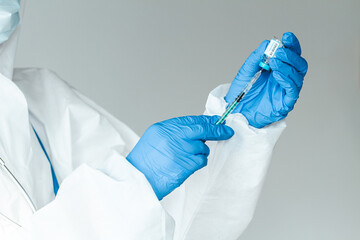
[238,40,270,78]
[210,115,221,124]
[282,32,296,44]
[261,39,270,46]
[282,32,295,40]
[282,32,301,55]
[223,125,235,138]
[256,40,270,54]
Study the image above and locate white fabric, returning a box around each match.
[162,85,285,239]
[0,1,286,238]
[0,71,54,231]
[13,158,175,240]
[0,67,285,239]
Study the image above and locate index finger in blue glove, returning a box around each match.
[275,48,308,75]
[237,40,269,79]
[282,32,302,55]
[191,155,208,168]
[178,139,210,156]
[271,70,300,109]
[179,116,235,141]
[173,153,208,173]
[269,58,304,89]
[169,115,218,126]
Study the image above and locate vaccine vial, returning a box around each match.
[259,37,283,71]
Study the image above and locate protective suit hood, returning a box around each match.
[0,0,23,79]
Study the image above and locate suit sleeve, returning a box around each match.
[161,84,286,240]
[8,154,175,240]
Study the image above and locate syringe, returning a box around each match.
[216,69,263,125]
[216,37,283,125]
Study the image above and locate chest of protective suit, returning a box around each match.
[0,72,54,236]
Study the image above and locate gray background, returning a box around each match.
[15,0,360,239]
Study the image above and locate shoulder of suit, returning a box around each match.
[13,68,64,84]
[12,67,76,94]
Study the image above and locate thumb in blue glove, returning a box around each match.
[225,32,308,128]
[126,115,234,200]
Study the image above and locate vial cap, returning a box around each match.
[259,61,270,71]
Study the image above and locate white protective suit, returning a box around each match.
[0,3,286,240]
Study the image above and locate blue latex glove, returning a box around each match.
[225,32,308,128]
[127,115,234,200]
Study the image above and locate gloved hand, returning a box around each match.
[127,115,234,200]
[225,32,308,128]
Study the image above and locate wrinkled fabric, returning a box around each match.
[12,158,175,240]
[1,67,285,239]
[162,84,286,239]
[0,0,287,238]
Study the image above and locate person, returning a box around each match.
[0,1,307,239]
